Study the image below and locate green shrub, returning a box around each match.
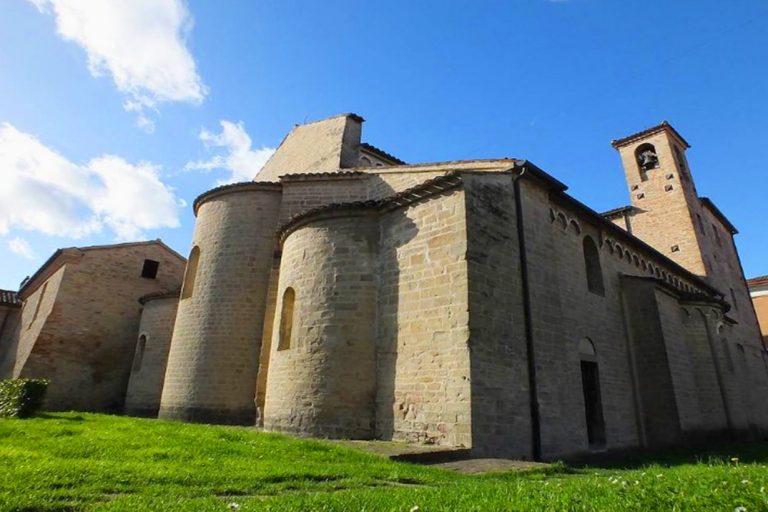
[0,378,49,418]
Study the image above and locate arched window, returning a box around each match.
[133,334,147,372]
[578,337,605,448]
[578,338,597,360]
[278,287,296,351]
[181,246,200,300]
[583,237,605,296]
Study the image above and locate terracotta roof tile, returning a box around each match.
[360,142,406,165]
[748,275,768,288]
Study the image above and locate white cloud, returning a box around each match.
[185,121,275,184]
[30,0,206,131]
[0,122,181,241]
[8,237,37,260]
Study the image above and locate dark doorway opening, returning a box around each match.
[580,360,606,448]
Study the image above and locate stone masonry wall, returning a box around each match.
[619,278,682,447]
[462,173,532,458]
[680,305,730,435]
[160,186,282,425]
[524,181,642,458]
[264,214,378,438]
[278,176,371,224]
[125,297,179,417]
[376,188,472,448]
[654,289,703,434]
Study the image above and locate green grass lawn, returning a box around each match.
[1,413,767,511]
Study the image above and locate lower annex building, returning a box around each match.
[2,114,767,460]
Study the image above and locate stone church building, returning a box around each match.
[0,241,185,412]
[2,113,767,460]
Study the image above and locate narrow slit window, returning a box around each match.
[181,246,200,300]
[133,335,147,372]
[278,287,296,351]
[583,236,605,296]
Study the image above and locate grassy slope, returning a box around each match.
[0,413,767,511]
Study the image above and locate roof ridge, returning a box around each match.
[611,121,691,149]
[360,142,406,165]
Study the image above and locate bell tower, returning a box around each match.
[611,122,708,275]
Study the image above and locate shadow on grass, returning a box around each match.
[35,413,86,422]
[565,440,768,470]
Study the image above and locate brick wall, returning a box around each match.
[0,306,20,377]
[616,130,706,275]
[18,243,184,411]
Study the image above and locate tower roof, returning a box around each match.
[611,121,691,149]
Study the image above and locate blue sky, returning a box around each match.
[1,0,767,289]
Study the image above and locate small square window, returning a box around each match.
[636,192,645,199]
[631,184,639,191]
[671,245,680,252]
[141,259,159,279]
[666,173,674,180]
[665,184,674,191]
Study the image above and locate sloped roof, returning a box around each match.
[360,142,406,165]
[19,240,186,298]
[601,205,634,219]
[700,197,738,234]
[747,275,768,289]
